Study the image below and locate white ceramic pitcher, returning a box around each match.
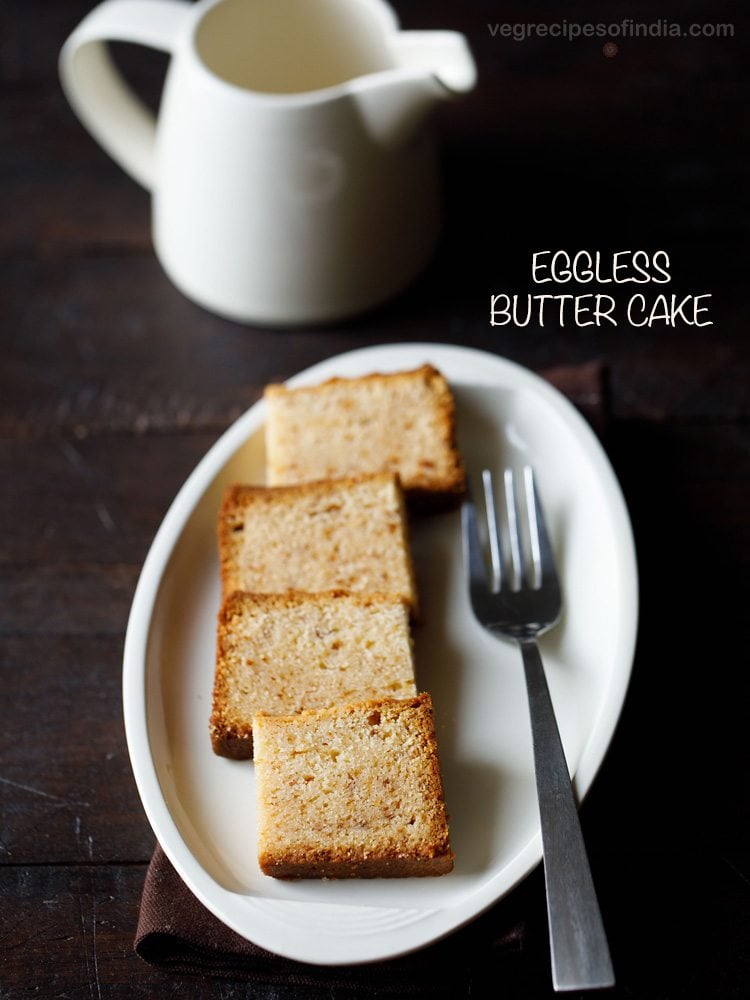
[59,0,476,325]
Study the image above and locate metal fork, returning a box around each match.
[462,465,615,992]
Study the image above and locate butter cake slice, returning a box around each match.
[218,472,419,615]
[210,590,416,759]
[264,365,466,506]
[254,694,454,878]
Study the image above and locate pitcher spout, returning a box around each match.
[351,30,476,147]
[389,30,477,95]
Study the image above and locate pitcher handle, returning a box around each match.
[59,0,191,190]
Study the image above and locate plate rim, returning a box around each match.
[122,341,639,965]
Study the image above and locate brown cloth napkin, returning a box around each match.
[135,842,538,993]
[134,362,607,989]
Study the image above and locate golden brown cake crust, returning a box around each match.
[258,850,453,880]
[254,693,454,879]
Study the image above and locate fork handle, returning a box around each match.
[519,638,615,992]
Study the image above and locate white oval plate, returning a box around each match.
[123,342,638,966]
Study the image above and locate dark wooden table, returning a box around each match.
[2,1,748,996]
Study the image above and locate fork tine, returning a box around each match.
[481,470,503,592]
[523,465,556,590]
[523,466,542,589]
[461,488,489,589]
[504,468,524,591]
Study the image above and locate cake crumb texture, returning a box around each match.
[264,366,466,504]
[254,693,454,879]
[218,472,418,614]
[209,590,416,759]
